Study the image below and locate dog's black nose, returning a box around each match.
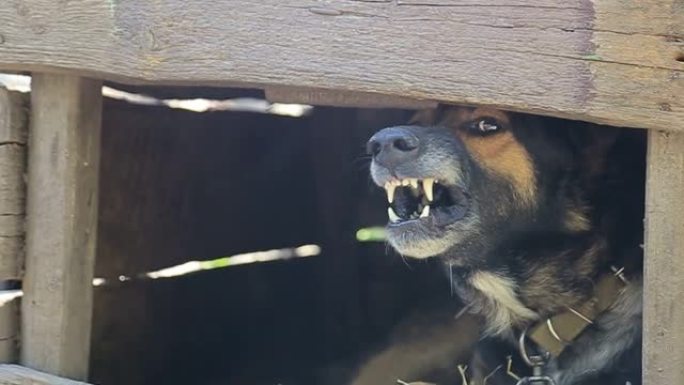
[367,127,420,170]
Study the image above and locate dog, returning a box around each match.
[364,106,645,385]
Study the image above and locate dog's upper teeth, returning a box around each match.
[401,179,410,186]
[409,178,419,189]
[420,205,430,218]
[388,207,401,223]
[423,178,435,202]
[385,182,397,203]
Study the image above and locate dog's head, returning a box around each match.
[368,106,625,263]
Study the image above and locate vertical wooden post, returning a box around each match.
[0,88,28,363]
[0,88,27,280]
[643,130,684,385]
[22,75,102,381]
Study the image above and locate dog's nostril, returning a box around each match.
[393,137,418,152]
[368,127,421,168]
[367,140,382,157]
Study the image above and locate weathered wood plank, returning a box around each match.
[0,89,27,144]
[643,130,684,385]
[0,365,92,385]
[104,83,264,101]
[266,86,437,109]
[0,1,681,130]
[0,297,19,363]
[0,146,26,282]
[0,88,28,281]
[22,75,102,380]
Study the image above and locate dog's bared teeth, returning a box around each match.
[420,205,430,218]
[401,179,410,186]
[388,207,401,223]
[423,178,435,202]
[385,182,397,203]
[409,178,419,189]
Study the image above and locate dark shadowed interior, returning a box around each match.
[90,88,468,385]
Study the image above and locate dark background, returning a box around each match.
[90,90,464,385]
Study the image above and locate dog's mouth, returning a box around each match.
[384,178,469,227]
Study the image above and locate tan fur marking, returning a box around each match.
[564,208,591,232]
[422,106,537,205]
[575,240,605,277]
[521,262,584,313]
[470,271,537,335]
[521,241,606,313]
[458,131,536,204]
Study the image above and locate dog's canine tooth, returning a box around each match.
[388,207,401,223]
[423,178,435,202]
[420,205,430,218]
[385,182,397,203]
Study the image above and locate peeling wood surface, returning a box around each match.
[0,88,27,280]
[0,365,91,385]
[22,75,102,380]
[643,130,684,385]
[0,1,682,130]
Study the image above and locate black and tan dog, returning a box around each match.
[364,106,645,385]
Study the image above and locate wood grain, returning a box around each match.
[0,365,91,385]
[266,86,437,109]
[643,130,684,385]
[0,89,27,280]
[0,1,681,130]
[0,298,19,363]
[22,75,102,380]
[0,89,27,144]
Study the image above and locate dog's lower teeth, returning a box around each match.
[388,207,401,223]
[420,205,430,218]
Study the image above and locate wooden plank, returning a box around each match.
[104,82,264,100]
[0,89,27,144]
[0,88,27,280]
[266,86,437,109]
[0,297,19,363]
[0,1,682,130]
[22,75,102,380]
[0,365,92,385]
[643,130,684,385]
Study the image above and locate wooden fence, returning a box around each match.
[0,1,682,384]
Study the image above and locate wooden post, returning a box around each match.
[0,88,28,363]
[0,88,27,280]
[643,130,684,385]
[22,75,102,381]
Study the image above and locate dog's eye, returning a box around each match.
[467,117,501,134]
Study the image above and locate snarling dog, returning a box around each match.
[366,106,645,385]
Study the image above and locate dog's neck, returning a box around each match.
[448,233,643,384]
[549,279,642,385]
